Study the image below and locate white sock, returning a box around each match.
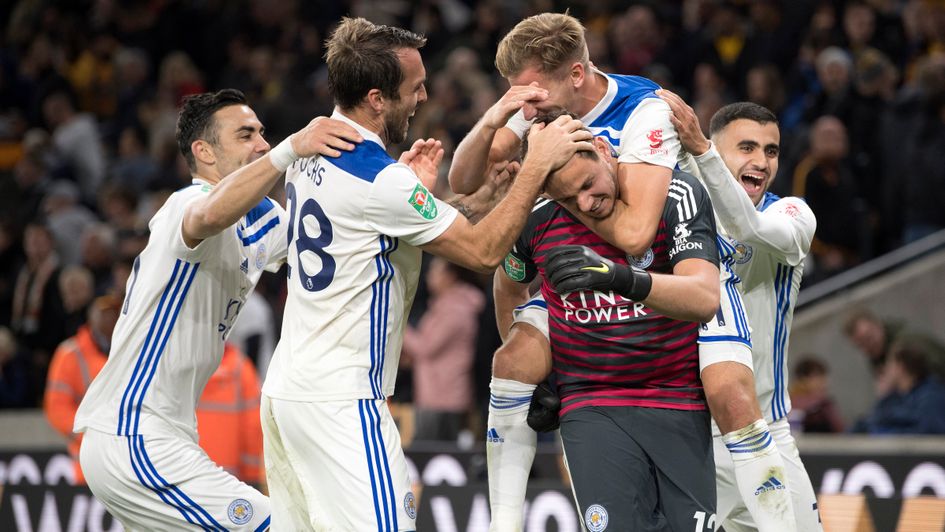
[723,419,798,532]
[486,377,537,532]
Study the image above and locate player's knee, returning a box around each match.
[703,363,760,431]
[492,326,551,385]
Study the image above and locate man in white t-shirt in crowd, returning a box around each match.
[74,88,362,531]
[259,17,594,531]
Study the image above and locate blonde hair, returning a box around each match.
[495,12,588,78]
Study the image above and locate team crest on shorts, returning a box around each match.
[254,242,267,270]
[227,498,253,525]
[733,240,753,264]
[585,503,609,531]
[404,491,417,519]
[628,248,654,269]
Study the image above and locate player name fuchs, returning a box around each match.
[292,156,326,186]
[559,290,649,324]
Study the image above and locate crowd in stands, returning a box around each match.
[2,1,945,445]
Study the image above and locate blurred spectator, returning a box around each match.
[0,134,50,231]
[401,258,485,442]
[11,221,66,395]
[789,356,845,433]
[195,343,266,488]
[79,223,116,296]
[110,47,152,138]
[43,180,97,266]
[844,308,945,396]
[792,116,865,280]
[0,326,32,408]
[42,90,106,203]
[43,294,121,483]
[852,338,945,435]
[109,126,159,194]
[58,265,94,338]
[97,182,141,232]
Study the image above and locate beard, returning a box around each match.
[383,102,411,145]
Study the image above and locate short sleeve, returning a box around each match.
[616,98,682,170]
[502,238,537,284]
[364,164,459,247]
[505,109,532,139]
[156,186,223,261]
[665,182,719,266]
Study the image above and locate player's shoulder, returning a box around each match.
[608,73,661,94]
[323,139,397,184]
[666,170,710,214]
[761,193,816,223]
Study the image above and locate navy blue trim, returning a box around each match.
[759,192,781,212]
[238,217,280,246]
[245,198,274,227]
[325,141,394,183]
[118,260,183,434]
[126,436,207,529]
[253,516,270,532]
[514,299,547,311]
[371,400,398,531]
[359,400,384,530]
[698,335,752,346]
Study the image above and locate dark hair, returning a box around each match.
[325,17,426,110]
[521,109,598,162]
[709,102,779,137]
[844,308,879,336]
[176,89,248,171]
[890,339,931,380]
[795,356,828,379]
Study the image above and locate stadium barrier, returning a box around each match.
[2,434,943,531]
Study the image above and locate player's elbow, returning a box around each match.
[689,281,720,323]
[471,254,502,274]
[616,233,652,258]
[447,168,477,195]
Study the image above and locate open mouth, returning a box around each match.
[740,172,766,195]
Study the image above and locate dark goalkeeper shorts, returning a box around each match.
[560,406,716,532]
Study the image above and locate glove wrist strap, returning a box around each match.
[614,265,653,301]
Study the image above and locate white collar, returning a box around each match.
[330,109,386,149]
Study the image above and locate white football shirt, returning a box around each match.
[74,180,288,441]
[262,111,458,401]
[683,147,817,423]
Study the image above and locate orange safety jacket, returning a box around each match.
[195,343,264,485]
[44,335,264,486]
[44,325,108,484]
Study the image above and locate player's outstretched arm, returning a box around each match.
[659,89,816,265]
[424,115,594,272]
[448,84,547,194]
[182,117,362,247]
[545,245,719,323]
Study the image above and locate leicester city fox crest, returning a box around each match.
[628,248,654,269]
[227,498,253,525]
[585,503,609,531]
[733,240,754,264]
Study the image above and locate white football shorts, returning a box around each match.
[261,394,417,531]
[79,428,270,531]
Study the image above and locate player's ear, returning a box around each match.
[570,61,586,88]
[192,139,215,166]
[366,88,386,114]
[594,136,613,159]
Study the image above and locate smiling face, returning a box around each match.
[712,118,780,206]
[206,104,269,180]
[383,47,427,145]
[544,138,618,219]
